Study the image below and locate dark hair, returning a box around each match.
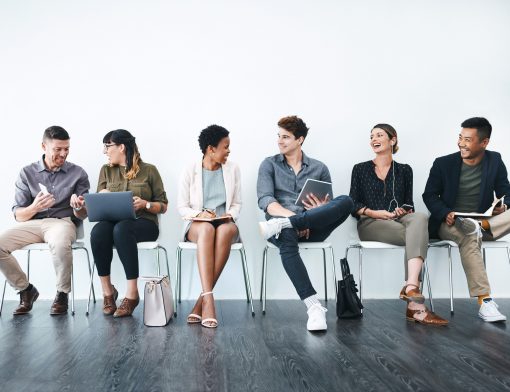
[43,126,70,141]
[461,117,492,140]
[198,125,230,154]
[372,123,399,154]
[277,116,309,144]
[103,129,141,180]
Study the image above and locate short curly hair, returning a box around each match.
[198,125,230,154]
[277,116,309,143]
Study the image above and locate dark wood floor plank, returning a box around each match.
[1,299,510,392]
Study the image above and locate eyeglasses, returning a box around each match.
[103,143,117,151]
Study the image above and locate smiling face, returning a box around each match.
[370,128,395,154]
[42,138,70,171]
[458,127,488,161]
[103,142,126,166]
[208,136,230,165]
[278,128,303,155]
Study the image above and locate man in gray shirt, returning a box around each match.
[0,126,89,315]
[257,116,353,331]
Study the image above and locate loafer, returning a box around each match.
[399,284,425,304]
[406,307,448,326]
[103,286,119,315]
[113,297,140,318]
[13,285,39,315]
[50,291,68,315]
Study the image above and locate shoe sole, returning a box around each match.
[50,310,68,316]
[13,291,40,315]
[406,317,448,326]
[258,222,269,239]
[478,313,507,322]
[307,326,327,331]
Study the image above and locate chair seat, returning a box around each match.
[266,241,332,250]
[21,241,86,251]
[349,240,404,249]
[177,241,244,250]
[136,241,161,250]
[428,240,458,248]
[482,241,510,249]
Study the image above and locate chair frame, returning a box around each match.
[175,242,255,317]
[260,241,336,315]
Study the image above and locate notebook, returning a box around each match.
[84,191,136,222]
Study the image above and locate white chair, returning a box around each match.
[260,241,336,315]
[175,241,255,317]
[428,238,510,314]
[0,223,95,316]
[345,240,434,312]
[86,237,170,316]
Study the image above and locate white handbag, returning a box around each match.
[140,276,174,327]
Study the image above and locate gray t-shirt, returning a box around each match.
[202,167,226,216]
[454,161,482,212]
[13,156,90,220]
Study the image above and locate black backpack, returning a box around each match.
[336,257,363,318]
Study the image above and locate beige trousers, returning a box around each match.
[0,218,76,293]
[357,212,429,279]
[439,209,510,297]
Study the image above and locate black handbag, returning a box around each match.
[336,257,363,318]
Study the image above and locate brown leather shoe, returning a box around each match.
[399,284,425,304]
[13,285,39,315]
[406,307,449,326]
[113,297,139,318]
[103,286,119,315]
[50,291,69,315]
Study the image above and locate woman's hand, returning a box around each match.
[366,209,396,220]
[70,194,85,210]
[393,207,410,218]
[132,196,147,211]
[197,210,216,218]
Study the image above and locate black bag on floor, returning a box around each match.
[336,257,363,318]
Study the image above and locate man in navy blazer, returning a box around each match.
[423,117,509,322]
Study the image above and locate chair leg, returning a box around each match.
[27,250,31,280]
[156,247,161,276]
[322,248,328,302]
[0,280,7,316]
[423,260,434,312]
[260,247,266,302]
[330,247,337,303]
[358,247,363,304]
[482,248,487,269]
[262,246,268,315]
[240,248,255,316]
[71,263,75,316]
[448,246,454,315]
[507,247,510,267]
[158,246,174,317]
[86,262,96,316]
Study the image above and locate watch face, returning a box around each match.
[146,202,151,209]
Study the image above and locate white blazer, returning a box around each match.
[177,159,242,240]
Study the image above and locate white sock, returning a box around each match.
[280,218,292,229]
[303,294,321,309]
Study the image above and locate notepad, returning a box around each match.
[454,193,505,218]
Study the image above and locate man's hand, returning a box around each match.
[32,191,55,213]
[445,211,455,226]
[298,229,310,239]
[303,193,330,210]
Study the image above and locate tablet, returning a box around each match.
[295,179,333,207]
[84,191,136,222]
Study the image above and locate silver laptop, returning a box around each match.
[84,192,136,222]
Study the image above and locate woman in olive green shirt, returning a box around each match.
[90,129,168,318]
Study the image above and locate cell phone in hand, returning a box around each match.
[401,204,414,211]
[38,183,49,195]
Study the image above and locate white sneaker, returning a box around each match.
[455,217,482,238]
[478,298,507,322]
[307,303,328,331]
[258,218,286,240]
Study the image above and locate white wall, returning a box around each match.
[1,0,510,300]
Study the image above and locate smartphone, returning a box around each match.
[401,204,414,211]
[38,183,49,195]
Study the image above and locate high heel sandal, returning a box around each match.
[399,284,425,304]
[200,291,218,328]
[187,293,203,324]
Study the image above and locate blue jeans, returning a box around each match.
[268,195,353,299]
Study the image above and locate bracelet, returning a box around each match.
[360,207,368,216]
[73,206,83,212]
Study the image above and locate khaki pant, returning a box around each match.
[0,218,76,293]
[357,212,429,280]
[439,209,510,297]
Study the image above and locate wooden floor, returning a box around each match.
[1,298,509,392]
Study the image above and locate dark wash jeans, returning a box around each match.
[91,218,159,280]
[268,195,354,299]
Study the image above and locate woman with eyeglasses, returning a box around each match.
[177,125,241,328]
[349,124,448,325]
[88,129,168,318]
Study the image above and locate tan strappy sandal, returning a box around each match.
[200,291,218,328]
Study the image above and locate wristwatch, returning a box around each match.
[145,202,151,210]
